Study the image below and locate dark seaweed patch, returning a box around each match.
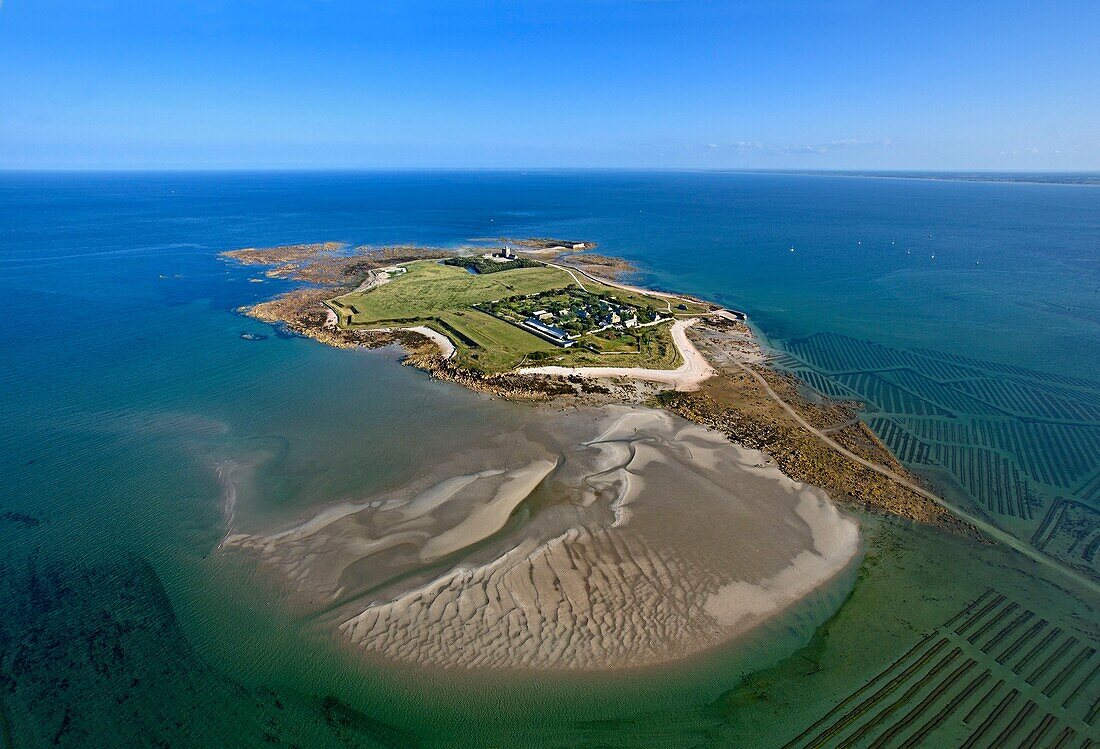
[0,512,39,528]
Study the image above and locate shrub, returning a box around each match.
[442,256,542,274]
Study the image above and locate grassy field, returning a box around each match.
[333,260,572,321]
[329,259,690,373]
[559,324,682,370]
[565,271,712,317]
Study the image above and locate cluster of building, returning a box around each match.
[515,295,664,347]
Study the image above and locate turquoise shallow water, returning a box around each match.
[1,171,1098,746]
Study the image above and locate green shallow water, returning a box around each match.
[5,501,1094,747]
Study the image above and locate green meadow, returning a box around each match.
[328,259,694,373]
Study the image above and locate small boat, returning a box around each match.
[789,246,795,253]
[906,249,911,255]
[931,254,936,260]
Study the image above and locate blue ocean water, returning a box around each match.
[1,170,1098,744]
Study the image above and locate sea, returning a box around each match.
[1,170,1098,747]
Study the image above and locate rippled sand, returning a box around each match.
[224,406,860,670]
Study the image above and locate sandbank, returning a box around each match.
[225,405,860,670]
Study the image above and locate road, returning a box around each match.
[548,261,681,313]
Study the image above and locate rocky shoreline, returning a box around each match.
[556,252,637,278]
[662,317,976,535]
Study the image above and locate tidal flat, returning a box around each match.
[223,405,861,671]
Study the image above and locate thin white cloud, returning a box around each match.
[783,138,892,154]
[690,138,891,155]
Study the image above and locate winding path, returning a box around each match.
[517,318,716,391]
[551,262,590,292]
[548,261,683,313]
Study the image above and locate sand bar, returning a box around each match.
[225,405,860,670]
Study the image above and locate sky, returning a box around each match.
[1,0,1098,170]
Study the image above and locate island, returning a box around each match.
[220,239,977,671]
[327,250,711,375]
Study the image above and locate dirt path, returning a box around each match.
[516,319,715,391]
[351,268,390,293]
[549,261,689,307]
[550,262,589,292]
[370,325,456,359]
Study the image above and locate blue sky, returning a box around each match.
[1,0,1098,170]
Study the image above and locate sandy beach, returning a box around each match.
[403,325,456,359]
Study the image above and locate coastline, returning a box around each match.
[227,241,1096,595]
[224,239,978,525]
[218,238,986,674]
[222,403,864,671]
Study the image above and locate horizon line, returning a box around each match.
[2,166,1099,176]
